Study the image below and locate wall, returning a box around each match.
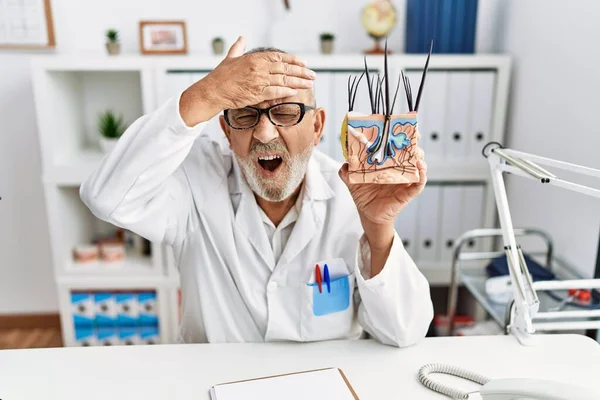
[0,0,509,313]
[499,0,600,276]
[0,55,55,313]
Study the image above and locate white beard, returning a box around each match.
[237,142,313,202]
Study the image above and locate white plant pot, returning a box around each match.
[212,40,225,55]
[320,39,334,54]
[99,137,119,153]
[106,42,120,56]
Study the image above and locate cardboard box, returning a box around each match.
[71,292,94,327]
[138,291,158,326]
[115,292,139,326]
[94,292,117,327]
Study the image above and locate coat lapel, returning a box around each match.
[230,159,276,270]
[277,157,335,267]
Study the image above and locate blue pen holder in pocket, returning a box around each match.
[309,275,351,316]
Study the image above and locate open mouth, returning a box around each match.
[257,155,283,172]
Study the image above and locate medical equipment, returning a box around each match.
[418,363,600,399]
[447,143,600,344]
[339,39,432,184]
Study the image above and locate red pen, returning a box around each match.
[315,264,323,293]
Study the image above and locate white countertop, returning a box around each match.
[0,334,598,399]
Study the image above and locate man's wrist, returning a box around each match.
[360,218,394,278]
[179,79,224,127]
[360,216,394,252]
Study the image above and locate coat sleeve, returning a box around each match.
[80,92,208,245]
[354,231,434,347]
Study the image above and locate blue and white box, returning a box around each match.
[140,325,160,345]
[116,292,139,326]
[118,326,141,346]
[74,326,97,347]
[138,291,158,326]
[94,292,117,326]
[71,292,94,327]
[96,327,120,346]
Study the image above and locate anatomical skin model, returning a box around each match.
[340,40,432,184]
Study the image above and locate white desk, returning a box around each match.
[0,334,598,399]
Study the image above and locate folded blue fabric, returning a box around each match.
[486,253,556,281]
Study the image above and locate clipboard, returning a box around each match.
[209,367,360,399]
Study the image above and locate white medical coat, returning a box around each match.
[80,93,434,347]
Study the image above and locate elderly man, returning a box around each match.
[80,37,433,347]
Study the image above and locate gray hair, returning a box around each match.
[245,46,288,55]
[245,47,316,106]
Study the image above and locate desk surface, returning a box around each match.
[0,334,598,399]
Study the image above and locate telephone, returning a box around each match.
[418,363,600,400]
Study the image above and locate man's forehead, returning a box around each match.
[253,89,314,108]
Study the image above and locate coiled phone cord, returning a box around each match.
[418,363,491,399]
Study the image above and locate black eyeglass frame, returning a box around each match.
[223,102,315,130]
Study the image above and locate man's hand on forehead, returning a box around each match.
[179,36,317,126]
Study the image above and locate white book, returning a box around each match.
[394,194,420,260]
[314,72,334,157]
[468,72,496,159]
[461,185,486,252]
[415,185,442,262]
[409,71,447,160]
[210,368,358,400]
[444,72,472,160]
[439,185,465,263]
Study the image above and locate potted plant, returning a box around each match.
[320,32,335,54]
[212,37,225,55]
[105,29,120,55]
[98,110,125,152]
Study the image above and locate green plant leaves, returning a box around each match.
[98,110,125,139]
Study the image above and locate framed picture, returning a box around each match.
[0,0,56,49]
[139,21,187,55]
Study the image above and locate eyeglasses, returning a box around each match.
[224,102,315,130]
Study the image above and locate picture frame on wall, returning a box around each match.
[0,0,56,49]
[139,20,187,55]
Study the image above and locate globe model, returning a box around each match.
[361,0,397,39]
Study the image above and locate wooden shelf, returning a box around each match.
[64,253,158,277]
[43,149,491,186]
[44,149,105,186]
[427,159,490,182]
[56,274,166,288]
[31,54,511,71]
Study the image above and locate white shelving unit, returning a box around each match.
[31,54,511,345]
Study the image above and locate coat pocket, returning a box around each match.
[301,272,358,341]
[310,275,351,316]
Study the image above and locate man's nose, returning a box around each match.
[252,114,280,144]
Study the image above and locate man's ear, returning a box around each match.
[219,115,232,146]
[312,108,325,146]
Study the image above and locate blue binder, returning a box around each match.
[405,0,478,54]
[405,0,419,53]
[464,0,478,53]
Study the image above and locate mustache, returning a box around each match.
[249,140,289,158]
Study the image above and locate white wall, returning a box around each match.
[499,0,600,277]
[0,55,56,313]
[0,0,542,314]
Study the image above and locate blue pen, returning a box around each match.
[324,264,331,293]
